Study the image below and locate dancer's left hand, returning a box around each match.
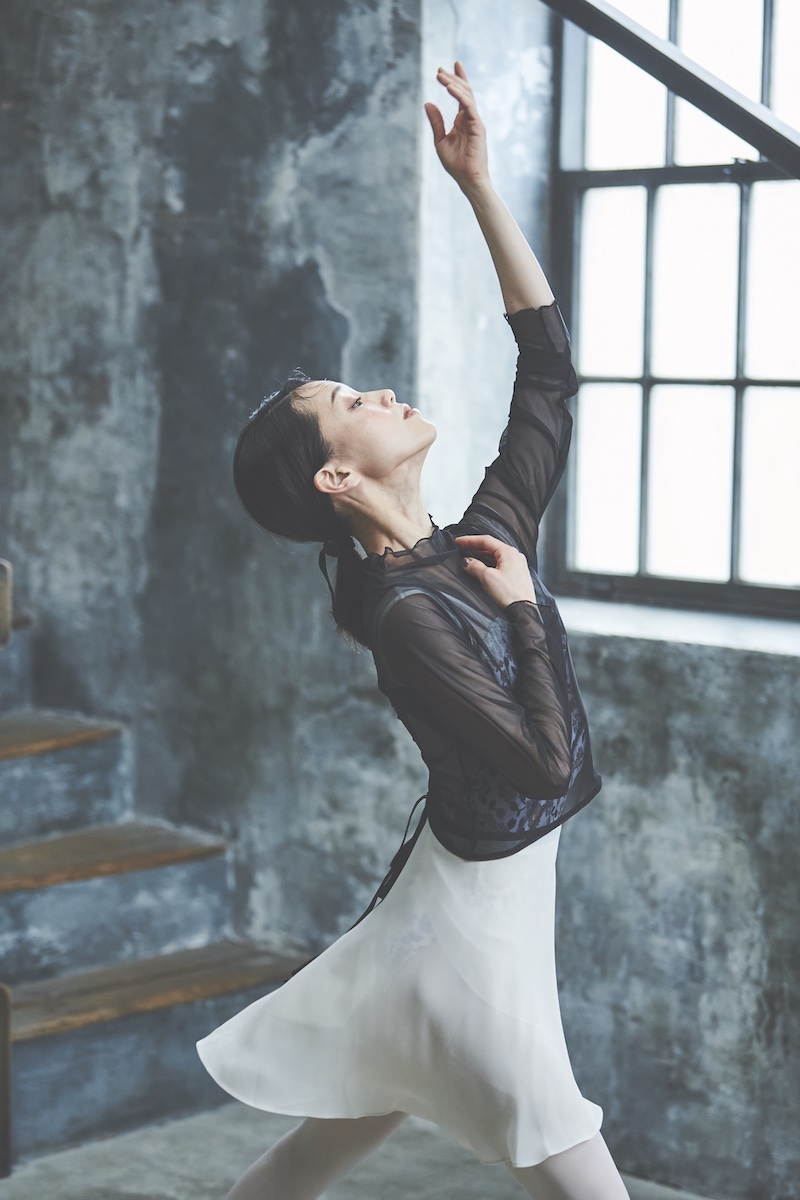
[424,62,490,193]
[455,533,540,613]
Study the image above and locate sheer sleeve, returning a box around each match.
[459,298,578,566]
[379,591,573,800]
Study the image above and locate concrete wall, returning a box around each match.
[1,1,798,1196]
[560,629,800,1199]
[0,0,423,948]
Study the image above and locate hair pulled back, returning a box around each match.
[232,369,369,651]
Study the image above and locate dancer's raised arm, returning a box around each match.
[424,61,555,315]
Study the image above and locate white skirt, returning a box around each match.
[196,816,603,1168]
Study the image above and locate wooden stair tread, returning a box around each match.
[0,821,227,893]
[0,707,122,761]
[10,938,311,1041]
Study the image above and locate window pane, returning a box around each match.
[674,102,760,167]
[578,188,646,377]
[610,0,669,38]
[573,384,642,575]
[746,180,800,380]
[677,0,762,96]
[651,183,739,379]
[585,40,667,169]
[646,386,735,581]
[772,0,800,131]
[739,388,800,586]
[674,0,762,165]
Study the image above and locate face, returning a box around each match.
[294,379,437,501]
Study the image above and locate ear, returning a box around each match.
[313,462,359,497]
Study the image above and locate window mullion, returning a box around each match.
[761,0,774,110]
[730,179,751,583]
[665,0,679,166]
[638,183,656,577]
[565,182,583,573]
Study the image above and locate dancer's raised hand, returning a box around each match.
[424,62,489,193]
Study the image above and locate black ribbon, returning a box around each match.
[318,537,354,606]
[318,542,336,607]
[288,792,429,979]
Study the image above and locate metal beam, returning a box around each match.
[539,0,800,179]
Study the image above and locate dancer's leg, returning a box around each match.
[505,1130,630,1200]
[224,1110,408,1200]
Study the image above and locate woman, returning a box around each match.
[197,62,630,1200]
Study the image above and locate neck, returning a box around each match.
[354,504,435,557]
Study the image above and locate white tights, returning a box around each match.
[223,1110,631,1200]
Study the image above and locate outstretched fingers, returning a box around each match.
[436,65,482,121]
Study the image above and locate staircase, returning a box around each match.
[0,598,312,1174]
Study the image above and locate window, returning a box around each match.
[547,0,800,619]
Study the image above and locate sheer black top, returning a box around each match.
[360,298,602,864]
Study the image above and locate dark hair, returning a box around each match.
[232,368,369,652]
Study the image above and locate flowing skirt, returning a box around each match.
[196,817,603,1168]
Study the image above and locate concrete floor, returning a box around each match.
[0,1102,718,1200]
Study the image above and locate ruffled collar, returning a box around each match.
[361,516,457,575]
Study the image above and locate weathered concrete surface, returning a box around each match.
[0,0,422,943]
[10,984,285,1162]
[0,853,232,983]
[0,624,34,714]
[559,632,800,1200]
[0,732,133,845]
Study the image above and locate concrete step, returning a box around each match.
[0,616,33,715]
[7,937,311,1164]
[0,821,233,984]
[0,707,132,845]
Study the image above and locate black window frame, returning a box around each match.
[542,0,800,621]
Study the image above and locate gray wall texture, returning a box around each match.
[1,1,797,1197]
[562,633,799,1200]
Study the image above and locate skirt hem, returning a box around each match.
[196,1038,603,1170]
